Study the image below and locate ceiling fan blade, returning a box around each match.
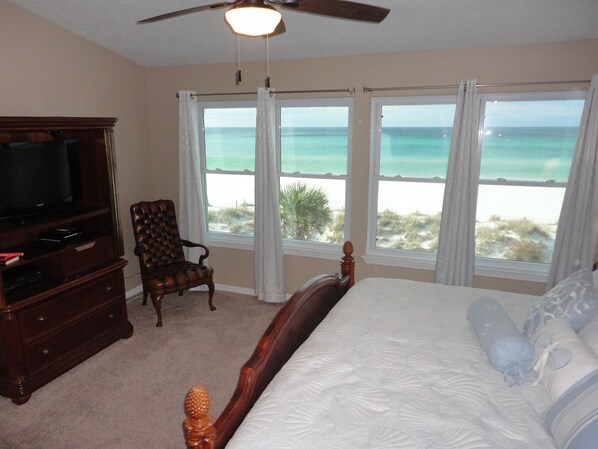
[278,0,389,23]
[137,1,240,24]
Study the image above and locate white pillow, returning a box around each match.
[579,315,598,355]
[524,270,598,337]
[579,270,598,354]
[532,318,598,402]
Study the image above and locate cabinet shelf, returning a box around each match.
[0,231,110,271]
[0,205,111,238]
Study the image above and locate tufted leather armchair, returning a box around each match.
[130,199,215,327]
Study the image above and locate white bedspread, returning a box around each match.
[226,278,556,449]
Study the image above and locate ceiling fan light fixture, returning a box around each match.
[225,5,282,37]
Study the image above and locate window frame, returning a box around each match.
[198,97,354,260]
[365,90,586,282]
[276,98,353,258]
[365,95,456,270]
[474,90,585,281]
[198,100,256,251]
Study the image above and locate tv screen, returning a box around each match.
[0,141,75,217]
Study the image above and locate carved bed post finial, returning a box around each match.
[341,241,355,287]
[183,386,216,449]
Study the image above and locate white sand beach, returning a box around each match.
[206,174,566,226]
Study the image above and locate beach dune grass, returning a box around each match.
[328,209,345,244]
[377,210,441,251]
[207,199,553,263]
[376,210,552,262]
[208,203,254,234]
[475,215,551,262]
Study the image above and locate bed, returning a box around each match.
[182,241,598,449]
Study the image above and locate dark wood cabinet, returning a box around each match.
[0,117,133,404]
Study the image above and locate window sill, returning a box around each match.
[364,249,549,283]
[207,232,343,260]
[475,257,548,283]
[282,240,344,260]
[364,250,436,271]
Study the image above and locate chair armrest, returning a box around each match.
[180,240,210,266]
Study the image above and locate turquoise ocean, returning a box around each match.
[205,127,579,182]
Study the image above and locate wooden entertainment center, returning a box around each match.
[0,116,133,404]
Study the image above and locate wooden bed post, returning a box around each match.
[183,243,356,449]
[183,386,216,449]
[341,241,355,287]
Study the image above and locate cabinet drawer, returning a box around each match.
[24,300,125,374]
[58,235,115,279]
[20,271,124,344]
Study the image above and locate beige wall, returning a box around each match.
[146,39,598,296]
[0,1,152,291]
[3,0,596,296]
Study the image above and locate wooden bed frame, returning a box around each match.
[183,241,356,449]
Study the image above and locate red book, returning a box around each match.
[0,252,24,265]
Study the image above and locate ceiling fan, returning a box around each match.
[137,0,390,37]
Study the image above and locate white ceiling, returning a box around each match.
[8,0,598,67]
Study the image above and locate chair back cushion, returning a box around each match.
[130,200,186,272]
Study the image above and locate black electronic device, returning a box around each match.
[39,227,84,244]
[3,266,45,294]
[0,140,82,219]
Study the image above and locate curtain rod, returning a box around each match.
[176,87,355,98]
[363,79,590,93]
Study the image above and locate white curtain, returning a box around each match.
[254,88,286,303]
[435,80,482,287]
[547,74,598,288]
[178,90,208,264]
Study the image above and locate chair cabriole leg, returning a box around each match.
[151,293,163,327]
[208,281,216,311]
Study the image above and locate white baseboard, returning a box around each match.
[126,284,143,301]
[125,282,257,300]
[215,283,256,296]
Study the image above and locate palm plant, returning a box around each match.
[280,182,332,240]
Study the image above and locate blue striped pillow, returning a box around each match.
[545,370,598,449]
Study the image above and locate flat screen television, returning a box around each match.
[0,140,80,219]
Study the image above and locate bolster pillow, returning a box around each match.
[467,297,535,385]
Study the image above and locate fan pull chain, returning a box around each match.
[235,33,242,85]
[265,34,271,88]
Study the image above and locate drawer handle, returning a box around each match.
[105,285,113,293]
[41,348,50,356]
[107,313,115,320]
[37,315,46,323]
[75,241,96,252]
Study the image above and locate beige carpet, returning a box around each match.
[0,290,283,449]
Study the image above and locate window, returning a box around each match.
[367,96,456,265]
[199,98,352,255]
[279,99,352,248]
[475,93,584,270]
[200,103,256,238]
[367,91,585,280]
